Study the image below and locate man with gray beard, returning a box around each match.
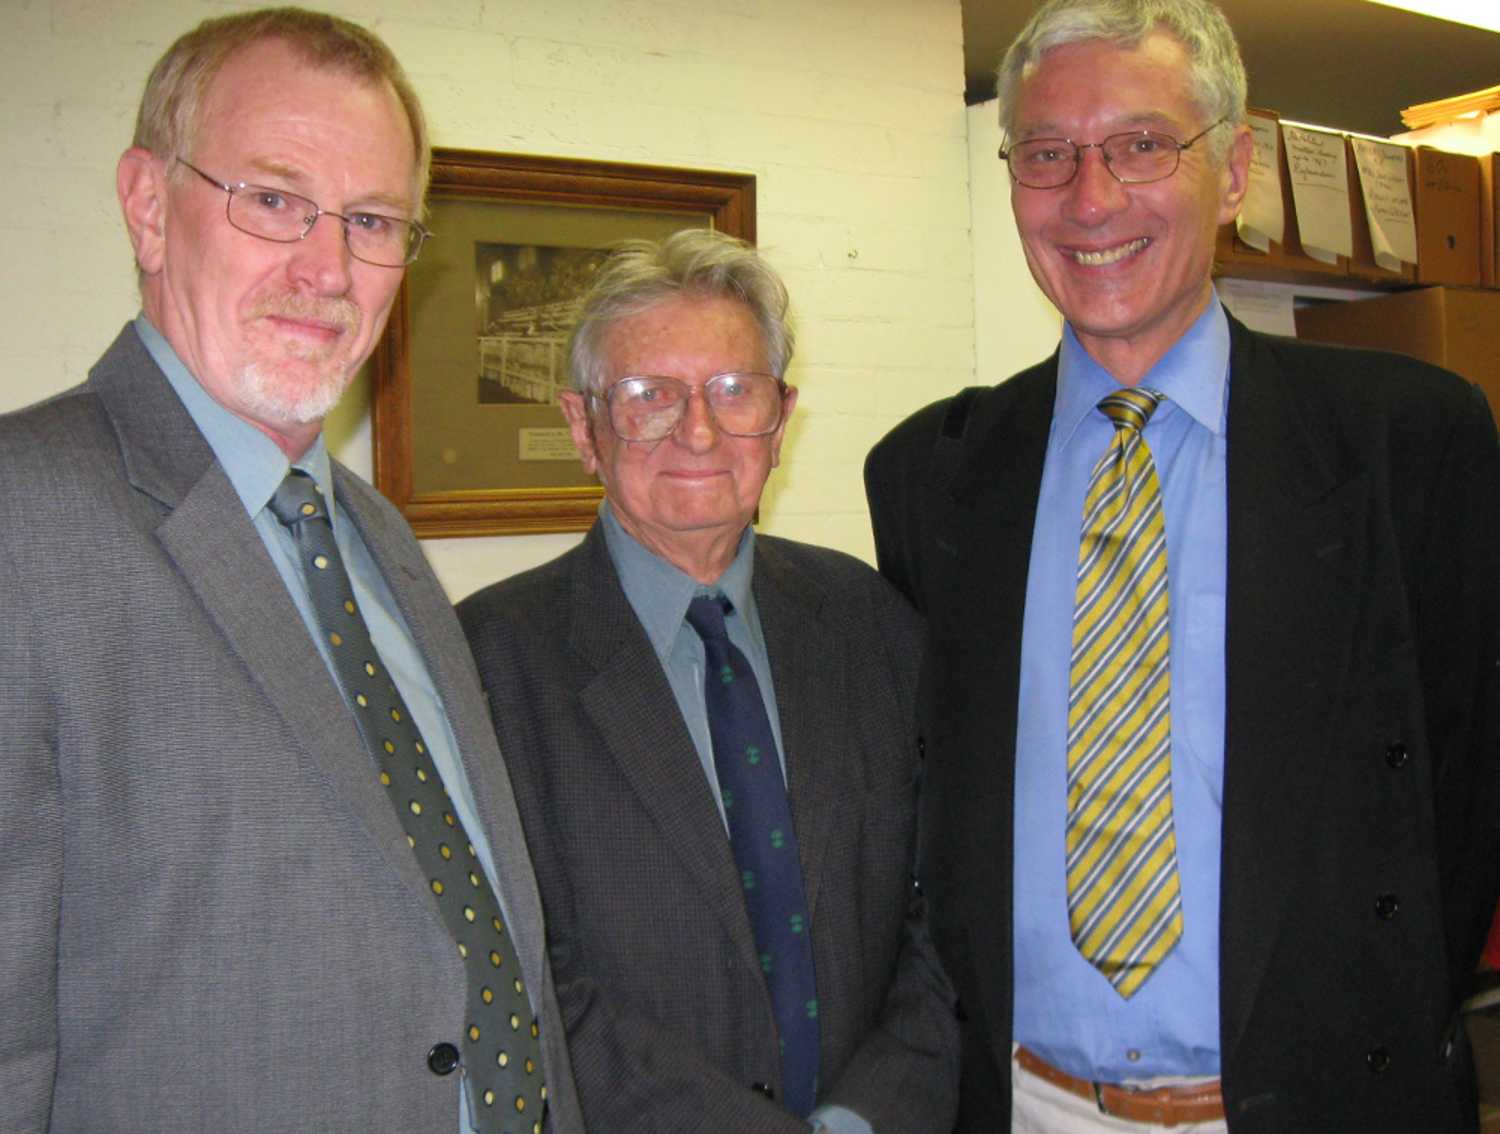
[0,9,580,1133]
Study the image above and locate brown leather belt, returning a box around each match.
[1015,1047,1225,1126]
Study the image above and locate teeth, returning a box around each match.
[1071,238,1149,266]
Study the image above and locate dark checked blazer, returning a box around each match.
[0,325,582,1134]
[458,524,961,1132]
[864,312,1500,1134]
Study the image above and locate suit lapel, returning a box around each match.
[1218,319,1368,1060]
[337,472,550,990]
[938,365,1055,889]
[567,529,762,975]
[755,541,842,921]
[91,329,448,937]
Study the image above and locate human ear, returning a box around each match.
[117,147,168,275]
[560,391,600,476]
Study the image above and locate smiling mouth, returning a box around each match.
[1069,237,1151,266]
[268,314,343,337]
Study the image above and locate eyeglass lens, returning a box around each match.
[607,373,784,441]
[226,185,421,266]
[1007,131,1182,189]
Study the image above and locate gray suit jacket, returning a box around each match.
[457,525,961,1133]
[0,326,581,1134]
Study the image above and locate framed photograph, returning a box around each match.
[372,148,756,538]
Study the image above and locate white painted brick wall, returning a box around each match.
[0,0,972,593]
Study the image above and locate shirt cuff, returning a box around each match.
[809,1104,872,1134]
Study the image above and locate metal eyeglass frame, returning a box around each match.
[173,157,432,267]
[589,372,790,443]
[999,116,1228,190]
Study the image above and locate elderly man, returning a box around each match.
[866,0,1500,1131]
[458,229,960,1133]
[0,9,579,1133]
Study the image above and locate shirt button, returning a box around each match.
[1385,742,1409,769]
[1366,1046,1392,1074]
[1126,1049,1142,1063]
[1374,893,1400,920]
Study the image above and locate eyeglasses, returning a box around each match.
[592,372,789,443]
[999,117,1228,190]
[174,158,432,267]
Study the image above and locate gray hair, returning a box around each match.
[996,0,1247,163]
[567,229,794,395]
[134,6,430,206]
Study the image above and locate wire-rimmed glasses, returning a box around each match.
[1000,117,1228,190]
[592,372,789,442]
[174,158,431,267]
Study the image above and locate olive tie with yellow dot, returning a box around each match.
[270,470,545,1132]
[1066,389,1182,1000]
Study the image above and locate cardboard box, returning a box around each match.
[1415,148,1482,286]
[1480,152,1497,288]
[1217,112,1349,280]
[1294,286,1500,428]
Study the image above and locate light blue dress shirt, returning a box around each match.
[135,315,511,1134]
[599,502,867,1134]
[1011,297,1230,1082]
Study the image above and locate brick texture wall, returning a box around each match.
[0,0,972,593]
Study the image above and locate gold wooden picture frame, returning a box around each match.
[372,148,756,538]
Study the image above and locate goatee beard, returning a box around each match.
[236,359,355,425]
[238,293,362,425]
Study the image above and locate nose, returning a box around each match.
[1061,145,1130,227]
[287,210,354,296]
[671,385,721,452]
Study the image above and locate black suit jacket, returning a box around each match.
[457,526,961,1132]
[864,316,1500,1133]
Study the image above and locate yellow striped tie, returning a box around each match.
[1066,387,1181,999]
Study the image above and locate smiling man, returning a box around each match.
[865,0,1500,1131]
[0,9,581,1133]
[458,229,960,1133]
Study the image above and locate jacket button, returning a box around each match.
[1366,1046,1391,1073]
[1374,893,1400,920]
[427,1042,461,1076]
[750,1082,775,1099]
[1385,742,1408,769]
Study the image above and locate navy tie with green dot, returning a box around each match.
[270,469,545,1133]
[686,593,820,1116]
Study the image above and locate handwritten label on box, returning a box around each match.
[1350,137,1416,271]
[1237,114,1284,252]
[1284,124,1352,264]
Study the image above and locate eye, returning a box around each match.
[1127,133,1168,155]
[614,379,681,408]
[1017,140,1075,170]
[348,212,394,235]
[247,189,290,211]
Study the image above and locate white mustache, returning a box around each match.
[250,293,359,334]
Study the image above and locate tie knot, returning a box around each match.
[685,594,733,643]
[268,469,326,528]
[1098,388,1163,434]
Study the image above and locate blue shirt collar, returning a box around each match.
[1053,291,1230,450]
[599,501,756,666]
[133,313,336,521]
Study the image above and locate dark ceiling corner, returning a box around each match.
[962,0,1500,137]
